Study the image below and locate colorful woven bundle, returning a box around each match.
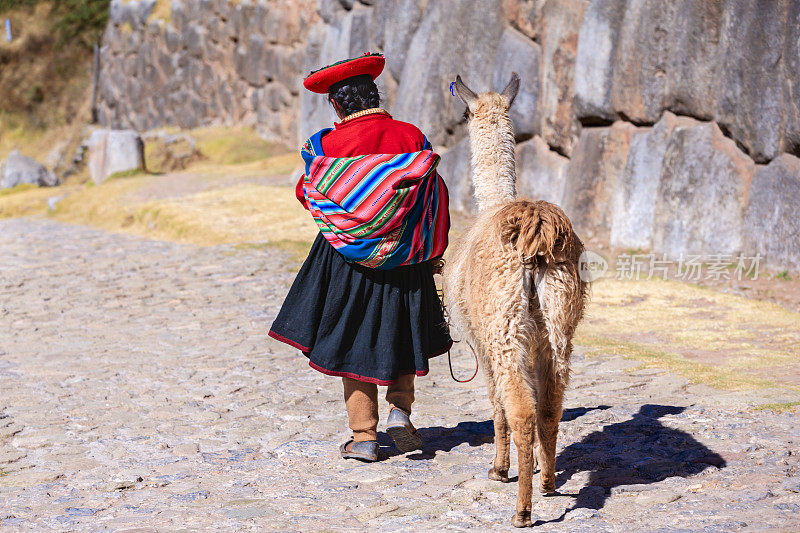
[299,129,450,269]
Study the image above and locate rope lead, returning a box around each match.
[438,285,479,383]
[447,341,479,383]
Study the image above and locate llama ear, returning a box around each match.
[501,72,520,107]
[453,75,478,111]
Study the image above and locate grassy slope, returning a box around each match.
[0,2,102,178]
[0,126,314,261]
[576,278,800,391]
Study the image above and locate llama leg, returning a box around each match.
[488,405,511,482]
[535,372,565,495]
[536,262,584,494]
[505,381,537,528]
[482,367,511,482]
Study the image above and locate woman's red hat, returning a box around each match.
[303,53,385,94]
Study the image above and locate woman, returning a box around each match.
[269,53,452,462]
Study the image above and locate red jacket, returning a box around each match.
[296,113,428,207]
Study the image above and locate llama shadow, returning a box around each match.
[378,405,608,461]
[534,404,726,526]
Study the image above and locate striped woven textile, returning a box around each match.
[298,129,450,269]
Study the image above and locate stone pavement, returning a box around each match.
[1,218,799,531]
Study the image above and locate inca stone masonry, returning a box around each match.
[98,0,800,272]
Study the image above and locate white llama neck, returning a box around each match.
[467,110,517,212]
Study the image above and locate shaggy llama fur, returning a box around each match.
[444,74,588,528]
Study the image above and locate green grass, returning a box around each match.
[753,401,800,412]
[0,1,109,48]
[192,126,290,166]
[106,168,147,181]
[234,242,273,251]
[0,183,38,196]
[0,149,317,249]
[575,276,800,391]
[577,334,779,391]
[777,270,792,281]
[624,248,646,256]
[0,0,41,12]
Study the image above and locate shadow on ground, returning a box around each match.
[379,405,609,460]
[383,404,726,525]
[537,404,726,526]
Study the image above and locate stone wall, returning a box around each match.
[98,0,800,272]
[98,0,318,143]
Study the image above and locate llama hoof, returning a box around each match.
[539,477,555,495]
[488,467,510,483]
[511,511,532,528]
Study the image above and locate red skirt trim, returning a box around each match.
[268,330,310,353]
[268,329,453,385]
[308,361,427,385]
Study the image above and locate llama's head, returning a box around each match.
[452,73,519,123]
[451,73,520,211]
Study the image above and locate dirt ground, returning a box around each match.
[1,218,799,530]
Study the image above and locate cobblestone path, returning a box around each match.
[1,219,799,531]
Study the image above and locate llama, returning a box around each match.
[444,73,588,527]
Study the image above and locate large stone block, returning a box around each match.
[170,0,186,32]
[713,0,788,163]
[501,0,545,40]
[437,137,475,213]
[515,135,568,205]
[346,5,373,57]
[652,121,755,257]
[610,112,698,250]
[492,27,540,138]
[237,34,267,87]
[185,22,207,59]
[264,46,303,87]
[561,121,638,242]
[393,0,504,145]
[537,0,589,156]
[573,0,627,123]
[372,0,428,80]
[781,0,800,156]
[233,0,258,43]
[87,130,145,185]
[257,83,293,113]
[110,0,156,30]
[743,154,800,272]
[108,0,125,23]
[608,0,678,124]
[662,0,725,120]
[1,151,59,189]
[316,0,347,23]
[298,20,351,142]
[163,24,181,53]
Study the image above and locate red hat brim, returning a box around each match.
[303,54,385,94]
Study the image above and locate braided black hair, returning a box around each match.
[328,74,380,117]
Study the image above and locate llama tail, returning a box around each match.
[492,199,588,378]
[491,199,580,265]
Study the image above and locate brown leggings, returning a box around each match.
[342,374,415,442]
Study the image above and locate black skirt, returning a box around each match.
[269,233,452,385]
